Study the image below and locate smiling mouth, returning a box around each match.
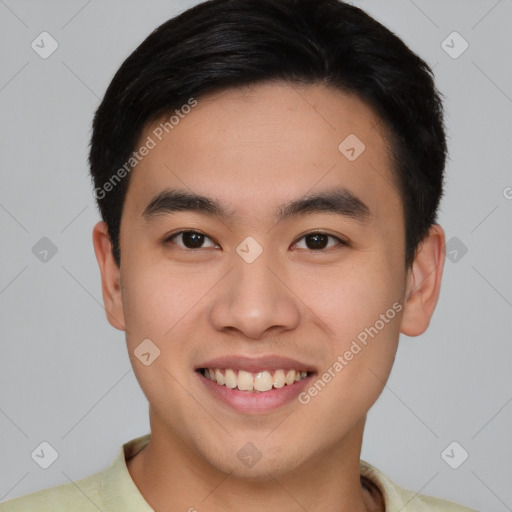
[198,368,312,392]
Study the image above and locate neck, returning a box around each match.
[127,413,377,512]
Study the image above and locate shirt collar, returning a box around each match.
[99,434,153,511]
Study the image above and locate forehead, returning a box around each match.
[124,82,400,224]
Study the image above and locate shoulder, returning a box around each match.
[360,459,477,512]
[0,435,151,512]
[0,471,104,512]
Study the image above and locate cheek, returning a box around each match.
[297,292,402,430]
[291,253,403,397]
[293,257,403,340]
[120,263,202,409]
[120,258,203,341]
[119,257,223,392]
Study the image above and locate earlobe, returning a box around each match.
[400,224,446,337]
[92,221,126,331]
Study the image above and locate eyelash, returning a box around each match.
[163,230,348,252]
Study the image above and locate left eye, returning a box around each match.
[166,231,218,249]
[293,233,346,251]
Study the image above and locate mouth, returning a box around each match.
[197,367,311,392]
[194,356,317,414]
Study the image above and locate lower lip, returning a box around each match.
[197,371,313,414]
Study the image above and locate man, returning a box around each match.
[0,0,476,510]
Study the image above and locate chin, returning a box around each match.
[199,436,311,480]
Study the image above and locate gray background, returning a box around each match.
[0,0,511,510]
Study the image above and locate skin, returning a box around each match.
[92,82,445,512]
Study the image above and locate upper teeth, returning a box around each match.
[202,368,309,392]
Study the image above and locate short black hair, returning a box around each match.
[89,0,447,269]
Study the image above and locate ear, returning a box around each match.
[400,224,446,337]
[92,221,126,331]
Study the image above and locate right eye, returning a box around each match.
[164,230,219,250]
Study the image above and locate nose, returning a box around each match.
[209,249,301,340]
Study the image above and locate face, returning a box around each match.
[94,82,440,478]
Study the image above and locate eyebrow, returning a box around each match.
[142,187,371,224]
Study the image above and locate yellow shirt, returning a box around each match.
[0,434,476,511]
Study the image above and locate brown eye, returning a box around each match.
[166,231,218,249]
[293,232,346,251]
